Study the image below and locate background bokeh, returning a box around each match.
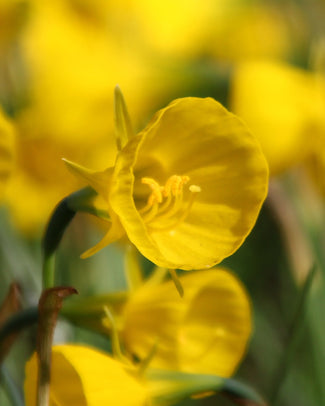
[1,0,325,405]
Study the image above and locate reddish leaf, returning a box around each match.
[36,286,77,406]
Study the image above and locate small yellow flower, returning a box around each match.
[25,344,149,406]
[66,96,268,270]
[120,268,251,378]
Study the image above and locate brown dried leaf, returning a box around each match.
[36,286,77,406]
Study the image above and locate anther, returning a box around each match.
[139,174,202,232]
[189,185,201,193]
[141,177,164,209]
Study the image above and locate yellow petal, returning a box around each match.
[24,344,148,406]
[121,268,251,378]
[81,216,125,258]
[63,160,125,252]
[63,158,113,199]
[179,270,252,377]
[110,97,268,269]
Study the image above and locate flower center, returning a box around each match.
[138,175,201,232]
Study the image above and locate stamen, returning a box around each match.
[156,176,189,217]
[102,306,131,366]
[139,177,164,214]
[137,339,159,376]
[189,185,201,193]
[158,187,184,220]
[139,174,201,232]
[163,175,189,197]
[170,184,201,226]
[141,201,159,223]
[148,184,201,231]
[141,177,164,203]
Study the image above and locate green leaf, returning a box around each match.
[222,378,267,405]
[146,369,266,406]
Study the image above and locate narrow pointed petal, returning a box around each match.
[63,158,112,199]
[81,219,125,258]
[114,85,134,150]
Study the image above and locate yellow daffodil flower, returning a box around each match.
[62,266,251,378]
[230,60,325,175]
[119,268,251,378]
[25,344,149,406]
[25,342,260,405]
[65,96,268,270]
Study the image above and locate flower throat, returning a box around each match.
[139,175,201,232]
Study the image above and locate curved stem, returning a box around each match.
[42,197,76,289]
[42,255,55,291]
[0,307,38,343]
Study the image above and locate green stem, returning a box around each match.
[269,264,317,404]
[42,198,76,289]
[66,187,110,220]
[42,255,55,291]
[42,187,112,289]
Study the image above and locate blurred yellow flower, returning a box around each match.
[230,60,325,175]
[25,344,149,406]
[120,268,251,377]
[207,3,291,62]
[121,0,291,62]
[25,341,253,405]
[66,97,268,269]
[2,0,177,234]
